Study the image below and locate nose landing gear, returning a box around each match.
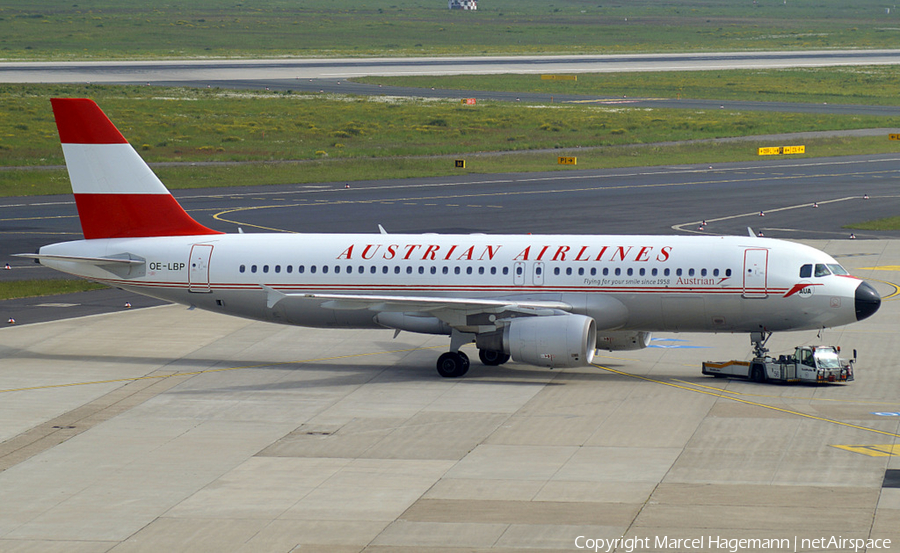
[751,331,771,358]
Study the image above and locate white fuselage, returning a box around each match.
[37,232,865,334]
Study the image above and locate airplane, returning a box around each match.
[16,98,882,378]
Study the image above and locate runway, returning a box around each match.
[4,50,900,83]
[0,238,898,551]
[7,50,900,118]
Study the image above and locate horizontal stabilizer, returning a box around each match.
[14,253,145,266]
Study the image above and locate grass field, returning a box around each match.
[1,0,898,60]
[845,217,900,231]
[0,279,107,300]
[4,82,900,196]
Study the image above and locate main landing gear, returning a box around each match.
[436,351,470,378]
[435,330,510,378]
[478,348,511,366]
[435,349,511,377]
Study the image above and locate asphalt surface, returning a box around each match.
[8,49,900,117]
[4,153,899,263]
[5,50,900,82]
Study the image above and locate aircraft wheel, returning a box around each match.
[478,349,510,366]
[437,351,470,378]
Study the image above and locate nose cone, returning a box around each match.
[855,281,881,321]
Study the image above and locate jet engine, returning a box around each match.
[595,331,652,351]
[476,314,596,368]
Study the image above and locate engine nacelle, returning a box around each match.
[596,331,652,351]
[477,314,596,368]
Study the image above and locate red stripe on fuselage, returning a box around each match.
[74,193,222,239]
[51,98,128,144]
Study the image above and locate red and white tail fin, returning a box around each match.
[51,98,222,240]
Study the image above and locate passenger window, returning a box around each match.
[664,268,670,276]
[502,267,509,275]
[725,269,732,277]
[478,267,484,275]
[274,265,281,273]
[652,268,658,276]
[240,265,246,273]
[394,266,401,274]
[603,268,609,276]
[490,267,497,275]
[417,267,424,275]
[407,266,413,274]
[430,266,437,275]
[287,265,293,274]
[298,265,305,274]
[554,267,560,276]
[322,266,328,274]
[639,268,645,276]
[443,266,449,275]
[626,268,633,276]
[800,264,812,278]
[310,266,317,274]
[466,267,473,275]
[515,266,522,275]
[700,269,707,277]
[263,265,269,273]
[382,266,388,274]
[455,267,461,275]
[688,268,695,277]
[566,268,572,276]
[676,268,682,276]
[578,268,584,276]
[590,268,597,276]
[358,266,364,274]
[615,268,621,276]
[712,268,719,277]
[370,266,376,274]
[815,264,831,277]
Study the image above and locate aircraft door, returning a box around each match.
[742,248,768,298]
[189,244,214,293]
[514,262,525,286]
[533,262,545,286]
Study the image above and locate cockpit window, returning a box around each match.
[799,264,812,278]
[814,264,831,277]
[827,264,850,276]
